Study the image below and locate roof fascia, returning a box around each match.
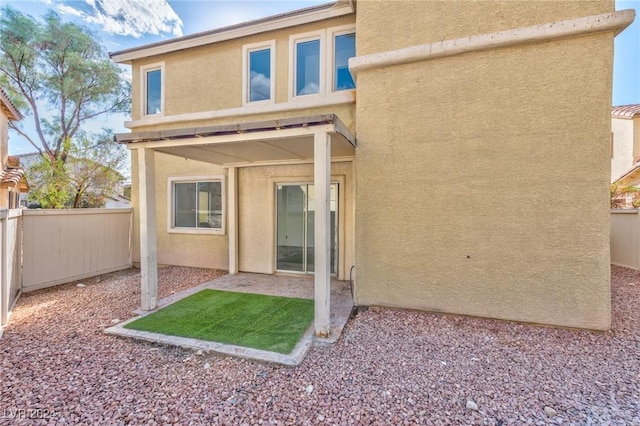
[0,88,22,121]
[110,2,354,64]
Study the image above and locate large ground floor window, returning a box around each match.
[169,176,225,235]
[276,183,337,274]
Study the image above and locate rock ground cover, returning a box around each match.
[1,265,639,425]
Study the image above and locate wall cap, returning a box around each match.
[349,9,636,76]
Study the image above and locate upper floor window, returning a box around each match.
[289,26,355,100]
[146,69,161,114]
[333,32,355,91]
[141,62,164,116]
[296,39,321,96]
[289,30,324,100]
[243,40,276,105]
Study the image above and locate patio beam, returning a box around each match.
[137,148,158,311]
[314,131,331,337]
[228,166,239,274]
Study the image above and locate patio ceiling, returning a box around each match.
[115,114,356,166]
[155,133,354,166]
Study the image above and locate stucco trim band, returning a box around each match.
[348,9,635,76]
[124,91,354,129]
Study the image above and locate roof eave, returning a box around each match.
[0,88,23,121]
[109,1,354,64]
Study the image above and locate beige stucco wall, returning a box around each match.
[126,15,358,273]
[130,154,355,276]
[635,117,640,158]
[238,161,355,279]
[611,118,635,182]
[353,1,615,330]
[0,111,8,209]
[355,0,612,55]
[129,14,356,131]
[0,112,7,167]
[130,150,229,269]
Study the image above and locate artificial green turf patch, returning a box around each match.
[124,289,314,354]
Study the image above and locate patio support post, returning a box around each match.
[314,131,332,337]
[228,166,239,274]
[137,148,158,311]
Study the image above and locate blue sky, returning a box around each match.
[1,0,639,156]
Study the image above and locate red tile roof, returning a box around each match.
[0,167,25,188]
[612,104,640,119]
[0,156,27,190]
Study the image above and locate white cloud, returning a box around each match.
[298,82,319,96]
[55,4,84,18]
[55,0,183,38]
[250,71,270,101]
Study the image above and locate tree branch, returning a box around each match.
[7,122,44,154]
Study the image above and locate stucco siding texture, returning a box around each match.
[1,113,8,167]
[355,0,612,56]
[353,30,614,329]
[130,14,355,122]
[1,114,9,208]
[238,162,354,279]
[130,151,229,269]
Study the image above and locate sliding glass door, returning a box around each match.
[276,183,337,274]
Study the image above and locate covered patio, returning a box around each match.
[115,114,356,338]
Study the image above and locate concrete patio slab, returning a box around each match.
[105,272,354,366]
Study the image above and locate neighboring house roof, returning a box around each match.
[612,104,640,119]
[615,161,640,185]
[0,87,22,121]
[16,152,42,166]
[109,1,354,63]
[612,162,640,208]
[0,156,28,191]
[107,193,130,202]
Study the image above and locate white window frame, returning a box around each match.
[140,61,165,117]
[273,178,344,277]
[288,30,325,101]
[167,175,226,235]
[242,40,276,106]
[288,27,356,100]
[326,24,356,95]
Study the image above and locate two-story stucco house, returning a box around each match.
[111,1,634,334]
[0,88,27,209]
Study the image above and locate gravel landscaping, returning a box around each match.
[1,265,639,425]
